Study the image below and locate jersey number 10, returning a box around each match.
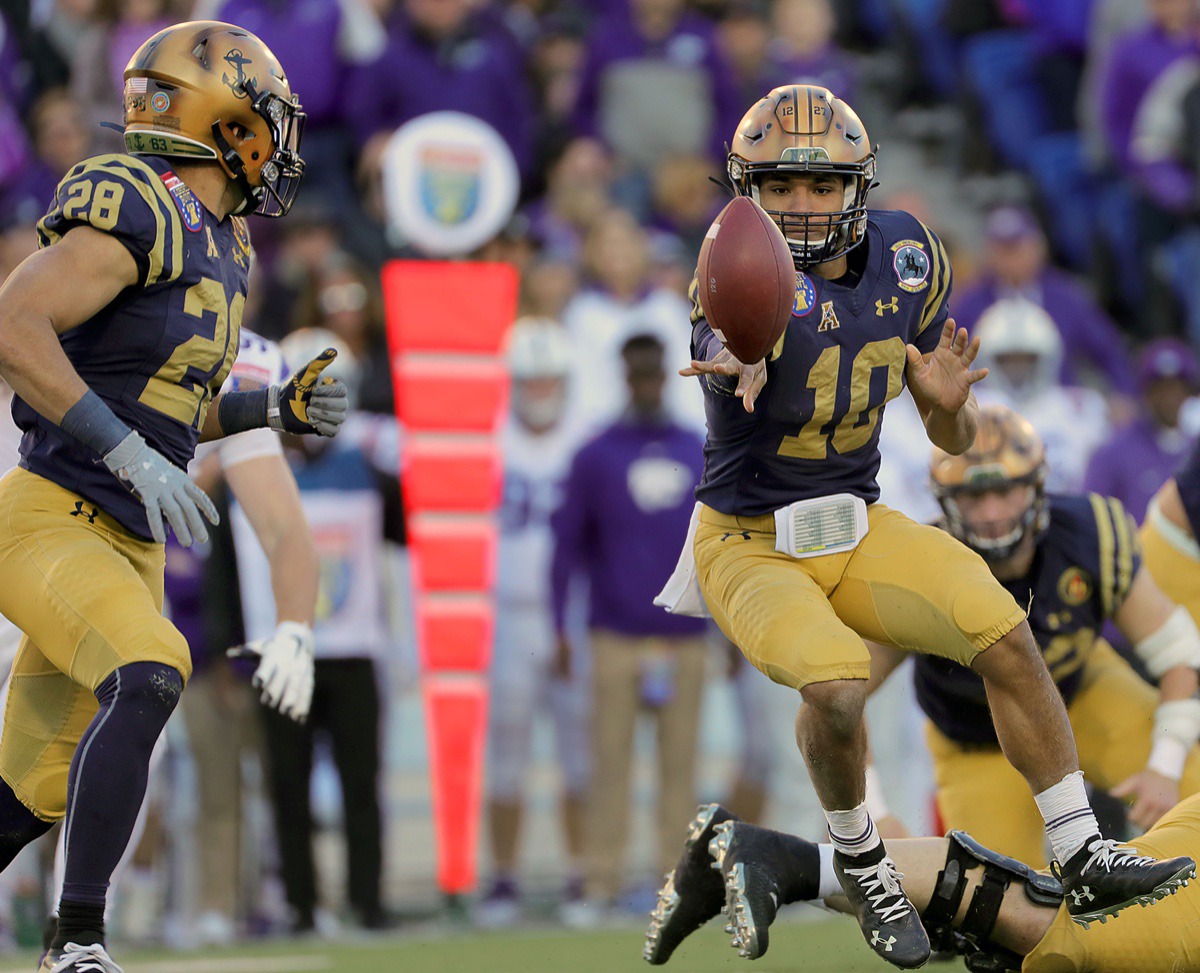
[778,337,906,459]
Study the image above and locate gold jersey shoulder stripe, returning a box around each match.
[688,276,704,326]
[1107,495,1136,609]
[917,222,951,336]
[1088,492,1116,619]
[102,154,185,285]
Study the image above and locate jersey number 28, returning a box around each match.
[139,277,242,429]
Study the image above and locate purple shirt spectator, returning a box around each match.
[955,207,1136,393]
[573,6,741,167]
[1100,16,1200,187]
[1086,337,1200,521]
[216,0,347,129]
[955,269,1135,392]
[1084,417,1193,521]
[551,415,706,637]
[346,3,535,176]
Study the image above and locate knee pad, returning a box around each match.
[921,829,1063,971]
[98,662,184,744]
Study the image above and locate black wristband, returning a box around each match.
[216,388,270,436]
[60,390,132,456]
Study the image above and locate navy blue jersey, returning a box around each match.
[15,153,250,540]
[692,210,951,516]
[914,493,1141,745]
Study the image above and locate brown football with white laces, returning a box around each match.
[695,196,795,364]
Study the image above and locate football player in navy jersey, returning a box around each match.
[649,84,1192,968]
[868,406,1200,867]
[0,22,348,972]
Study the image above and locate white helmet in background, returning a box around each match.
[508,317,570,431]
[974,298,1063,400]
[280,327,362,410]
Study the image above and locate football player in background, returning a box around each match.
[971,298,1109,492]
[657,83,1192,968]
[647,796,1200,972]
[869,405,1200,866]
[0,22,347,972]
[234,328,402,935]
[477,319,591,926]
[1142,438,1200,645]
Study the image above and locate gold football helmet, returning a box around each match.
[123,21,305,218]
[930,404,1049,561]
[726,84,876,268]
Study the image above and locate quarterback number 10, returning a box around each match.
[777,337,906,459]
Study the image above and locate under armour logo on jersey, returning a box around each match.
[69,501,98,524]
[721,531,751,542]
[870,931,896,952]
[875,297,898,316]
[1070,887,1095,906]
[818,301,840,332]
[205,226,219,258]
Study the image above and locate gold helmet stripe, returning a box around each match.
[1089,492,1116,618]
[917,222,951,336]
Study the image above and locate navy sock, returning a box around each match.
[0,774,51,871]
[52,661,182,949]
[54,899,104,950]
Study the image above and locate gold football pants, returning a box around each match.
[0,468,190,820]
[693,502,1025,689]
[1025,791,1200,972]
[928,639,1200,868]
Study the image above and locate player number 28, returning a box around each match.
[61,179,124,231]
[138,277,242,429]
[777,337,906,459]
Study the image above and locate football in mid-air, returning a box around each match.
[696,196,795,364]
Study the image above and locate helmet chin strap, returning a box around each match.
[211,121,262,216]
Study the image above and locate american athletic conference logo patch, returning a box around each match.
[891,239,930,293]
[160,171,202,233]
[793,272,817,316]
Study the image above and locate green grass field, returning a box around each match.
[0,916,970,973]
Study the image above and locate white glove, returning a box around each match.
[229,621,315,722]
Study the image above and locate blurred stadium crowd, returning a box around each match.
[0,0,1198,954]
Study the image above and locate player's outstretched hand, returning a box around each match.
[103,431,219,547]
[1113,769,1181,832]
[681,347,768,413]
[269,347,350,437]
[905,318,988,415]
[228,620,315,723]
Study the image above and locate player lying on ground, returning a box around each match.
[668,81,1193,968]
[646,799,1200,972]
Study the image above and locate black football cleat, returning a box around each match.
[834,845,930,969]
[1053,836,1195,929]
[643,803,738,964]
[708,820,787,961]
